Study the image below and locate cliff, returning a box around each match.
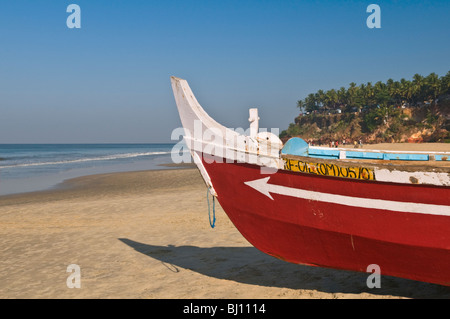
[280,96,450,145]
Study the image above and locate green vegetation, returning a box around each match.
[281,71,450,144]
[297,71,450,114]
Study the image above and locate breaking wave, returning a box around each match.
[0,151,173,169]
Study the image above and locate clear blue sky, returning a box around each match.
[1,0,449,143]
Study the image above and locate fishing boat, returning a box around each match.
[170,76,450,286]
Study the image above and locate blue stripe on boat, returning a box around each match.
[381,153,429,161]
[289,140,448,162]
[308,148,431,161]
[308,148,340,157]
[346,151,383,159]
[307,154,340,159]
[435,155,449,161]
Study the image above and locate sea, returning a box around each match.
[0,143,186,196]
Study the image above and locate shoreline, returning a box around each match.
[2,142,448,198]
[1,155,449,298]
[0,162,196,200]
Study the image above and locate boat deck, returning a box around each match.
[281,153,450,174]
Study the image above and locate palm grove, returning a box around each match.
[281,71,450,143]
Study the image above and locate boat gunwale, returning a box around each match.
[281,153,450,173]
[310,145,450,155]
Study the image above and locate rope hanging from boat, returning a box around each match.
[207,186,216,228]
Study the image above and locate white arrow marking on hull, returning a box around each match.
[244,177,450,217]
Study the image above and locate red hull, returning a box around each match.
[201,154,450,286]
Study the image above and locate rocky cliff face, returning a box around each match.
[281,97,450,145]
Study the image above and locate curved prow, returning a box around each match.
[171,76,225,195]
[171,76,285,194]
[171,76,238,141]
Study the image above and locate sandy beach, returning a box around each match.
[1,144,449,299]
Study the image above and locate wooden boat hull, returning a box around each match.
[200,153,450,286]
[170,76,450,286]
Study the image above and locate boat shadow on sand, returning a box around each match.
[119,238,450,298]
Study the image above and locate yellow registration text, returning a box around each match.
[284,159,375,180]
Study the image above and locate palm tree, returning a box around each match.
[325,89,338,110]
[297,100,305,112]
[425,72,441,105]
[412,73,425,104]
[356,83,367,110]
[400,78,413,105]
[315,89,326,110]
[337,87,348,108]
[441,71,450,94]
[347,82,358,110]
[297,70,448,117]
[366,82,375,106]
[304,93,318,113]
[374,81,390,107]
[385,79,401,106]
[386,78,394,88]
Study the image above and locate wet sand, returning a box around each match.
[0,144,449,299]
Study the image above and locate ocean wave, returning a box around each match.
[0,151,174,169]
